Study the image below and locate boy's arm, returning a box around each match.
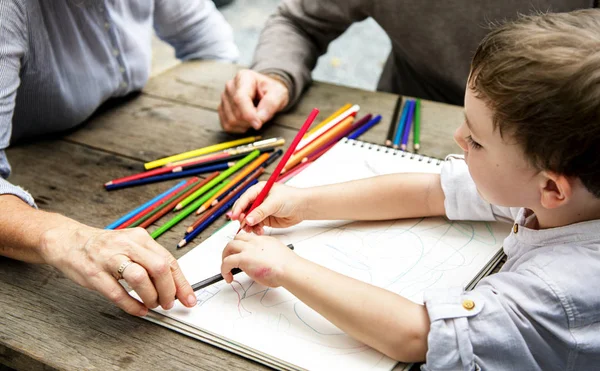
[303,173,446,221]
[221,234,429,362]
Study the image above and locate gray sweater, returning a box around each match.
[252,0,595,108]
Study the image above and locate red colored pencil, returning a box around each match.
[137,172,219,229]
[115,178,198,230]
[237,108,319,232]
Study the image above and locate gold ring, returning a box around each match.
[116,259,134,280]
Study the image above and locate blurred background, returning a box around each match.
[151,0,391,91]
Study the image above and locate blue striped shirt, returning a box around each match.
[0,0,238,207]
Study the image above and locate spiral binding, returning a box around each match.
[343,138,443,165]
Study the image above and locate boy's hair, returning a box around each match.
[469,9,600,197]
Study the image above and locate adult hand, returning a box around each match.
[229,182,307,235]
[218,70,289,133]
[41,224,196,316]
[221,233,298,287]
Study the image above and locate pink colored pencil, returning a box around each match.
[276,161,312,184]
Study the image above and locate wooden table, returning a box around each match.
[0,61,464,370]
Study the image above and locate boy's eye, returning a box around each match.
[466,135,483,150]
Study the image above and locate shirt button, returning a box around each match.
[513,224,519,234]
[462,299,476,310]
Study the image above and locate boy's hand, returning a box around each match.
[221,233,298,288]
[229,182,307,235]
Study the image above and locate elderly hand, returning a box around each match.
[218,69,289,133]
[41,224,196,316]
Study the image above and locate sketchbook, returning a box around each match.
[140,139,510,371]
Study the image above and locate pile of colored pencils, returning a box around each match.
[276,103,382,183]
[385,98,421,151]
[104,136,285,248]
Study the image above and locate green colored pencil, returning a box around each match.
[150,180,231,239]
[175,150,261,210]
[414,99,421,151]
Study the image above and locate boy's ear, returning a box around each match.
[539,171,572,209]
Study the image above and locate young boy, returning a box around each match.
[223,9,600,369]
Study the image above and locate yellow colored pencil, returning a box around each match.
[303,103,351,139]
[144,136,260,170]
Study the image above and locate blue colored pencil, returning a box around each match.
[392,101,411,149]
[401,101,416,150]
[348,115,382,140]
[104,179,187,229]
[105,162,231,191]
[177,180,258,248]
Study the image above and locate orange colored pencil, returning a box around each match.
[283,116,354,172]
[303,103,352,138]
[137,173,219,229]
[211,167,264,207]
[195,153,270,214]
[187,170,263,233]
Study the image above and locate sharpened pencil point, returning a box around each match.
[400,144,407,151]
[414,144,420,151]
[196,206,206,215]
[177,240,187,248]
[174,203,183,211]
[385,140,392,147]
[105,181,113,186]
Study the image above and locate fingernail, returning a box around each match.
[252,120,261,130]
[226,211,233,218]
[257,109,269,122]
[187,294,197,306]
[139,308,148,316]
[246,216,254,225]
[164,301,174,310]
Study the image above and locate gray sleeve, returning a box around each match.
[251,0,371,109]
[422,269,570,370]
[153,0,238,62]
[441,155,519,223]
[0,0,36,208]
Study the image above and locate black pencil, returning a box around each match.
[385,96,403,147]
[191,243,295,292]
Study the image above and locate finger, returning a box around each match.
[166,255,196,308]
[245,198,280,227]
[252,224,264,235]
[255,89,285,126]
[230,182,265,219]
[221,91,248,134]
[221,254,244,283]
[93,272,149,316]
[232,72,261,129]
[222,239,246,261]
[121,262,159,309]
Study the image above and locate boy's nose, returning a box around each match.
[453,126,469,152]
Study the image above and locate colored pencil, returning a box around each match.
[238,108,319,232]
[283,115,353,173]
[104,162,232,191]
[150,178,233,239]
[295,105,358,152]
[179,180,259,248]
[348,114,382,140]
[104,180,187,230]
[115,178,198,230]
[131,174,219,229]
[189,170,263,231]
[303,103,351,139]
[195,153,270,214]
[277,160,312,184]
[400,101,416,151]
[393,100,411,149]
[191,244,294,292]
[386,96,403,146]
[209,167,265,208]
[414,99,421,151]
[299,114,372,164]
[144,136,260,170]
[167,137,283,167]
[175,150,261,210]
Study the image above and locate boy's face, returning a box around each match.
[454,88,541,208]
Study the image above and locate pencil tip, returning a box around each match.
[177,240,186,248]
[105,181,113,186]
[175,204,182,211]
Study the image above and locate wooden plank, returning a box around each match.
[2,141,268,370]
[143,61,462,159]
[65,94,298,165]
